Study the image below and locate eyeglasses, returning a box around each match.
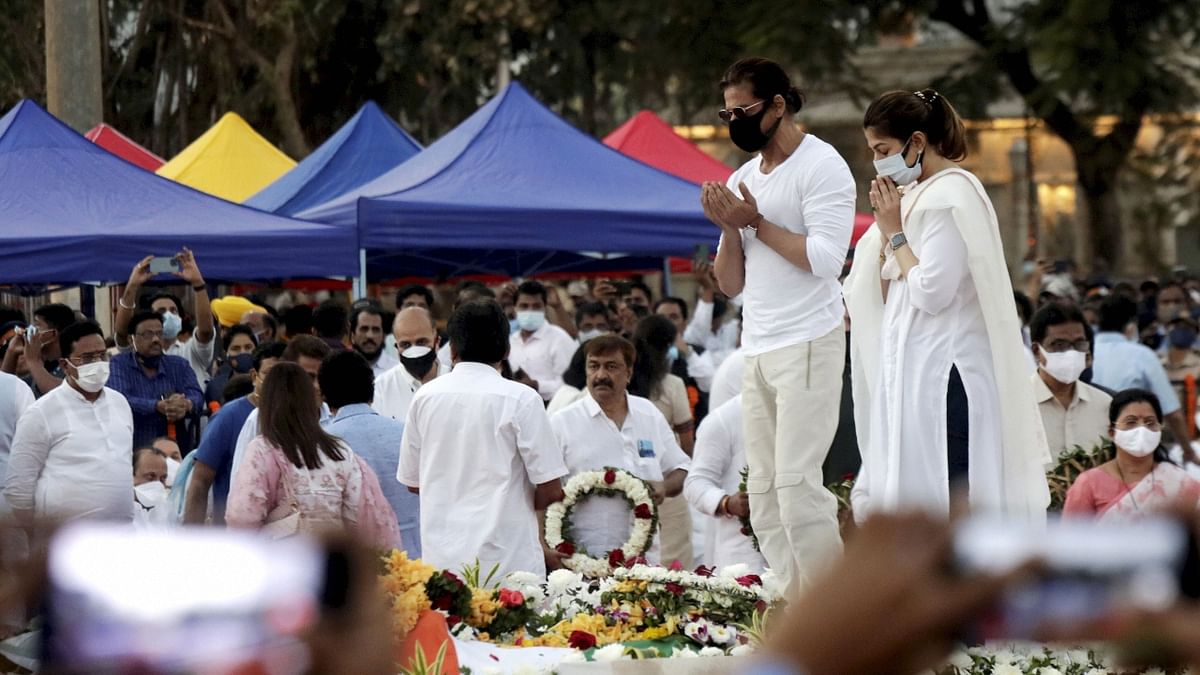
[1115,419,1161,432]
[1040,339,1091,354]
[135,331,164,340]
[68,352,109,366]
[717,100,766,122]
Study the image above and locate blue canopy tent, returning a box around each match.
[299,82,717,282]
[244,101,422,216]
[0,100,359,284]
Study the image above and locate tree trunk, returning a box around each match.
[268,23,309,158]
[1074,150,1124,275]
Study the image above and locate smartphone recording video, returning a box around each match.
[148,256,179,275]
[954,516,1199,640]
[43,525,330,674]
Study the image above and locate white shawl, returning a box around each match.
[843,168,1050,522]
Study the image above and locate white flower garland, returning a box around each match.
[544,468,658,578]
[611,564,778,603]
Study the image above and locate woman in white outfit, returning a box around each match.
[844,89,1049,521]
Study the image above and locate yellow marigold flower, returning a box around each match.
[468,588,500,628]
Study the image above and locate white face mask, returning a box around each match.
[134,480,167,506]
[516,310,546,332]
[873,136,923,185]
[578,328,607,343]
[1113,426,1161,458]
[165,457,180,488]
[72,361,110,393]
[1040,349,1087,385]
[161,310,183,340]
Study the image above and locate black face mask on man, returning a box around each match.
[400,345,437,380]
[728,103,782,154]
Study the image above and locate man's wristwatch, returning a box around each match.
[889,232,908,252]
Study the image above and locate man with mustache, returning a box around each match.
[351,304,398,377]
[550,335,690,565]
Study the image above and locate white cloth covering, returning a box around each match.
[399,362,567,579]
[683,299,740,368]
[707,348,745,411]
[509,322,578,401]
[720,134,856,357]
[843,168,1050,522]
[683,395,766,572]
[0,372,35,496]
[550,392,690,562]
[372,362,446,422]
[4,385,134,521]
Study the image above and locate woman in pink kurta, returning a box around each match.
[226,362,400,549]
[1064,389,1200,520]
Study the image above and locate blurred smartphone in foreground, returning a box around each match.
[42,524,335,674]
[954,516,1199,641]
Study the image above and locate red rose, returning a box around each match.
[446,614,462,628]
[625,556,647,568]
[604,469,617,485]
[498,588,525,608]
[607,548,625,567]
[668,559,683,571]
[740,526,752,536]
[634,503,653,519]
[568,630,598,650]
[694,565,715,577]
[443,571,465,589]
[736,574,763,587]
[555,541,576,556]
[755,600,768,614]
[431,594,452,611]
[665,582,685,596]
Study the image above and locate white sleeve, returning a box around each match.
[683,414,732,516]
[683,300,715,346]
[653,407,691,475]
[4,407,50,513]
[515,395,568,485]
[186,335,215,376]
[905,208,968,316]
[228,409,259,488]
[686,350,714,392]
[398,399,422,487]
[800,155,856,280]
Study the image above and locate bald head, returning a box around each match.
[393,306,439,355]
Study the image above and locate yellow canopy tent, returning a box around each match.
[157,112,297,202]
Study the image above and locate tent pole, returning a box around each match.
[661,258,673,298]
[355,248,368,299]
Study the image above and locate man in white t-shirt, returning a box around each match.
[509,280,577,402]
[701,57,855,592]
[115,251,216,390]
[400,300,567,579]
[374,307,445,422]
[550,336,690,564]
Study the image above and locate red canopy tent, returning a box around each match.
[603,110,733,184]
[84,123,164,172]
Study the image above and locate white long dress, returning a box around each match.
[844,168,1050,522]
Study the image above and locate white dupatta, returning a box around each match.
[843,168,1050,522]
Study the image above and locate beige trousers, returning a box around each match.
[657,494,694,568]
[742,326,844,591]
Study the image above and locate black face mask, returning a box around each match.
[400,346,437,380]
[728,106,782,153]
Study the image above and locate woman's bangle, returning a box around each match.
[118,297,135,310]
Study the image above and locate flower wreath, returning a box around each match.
[544,467,659,578]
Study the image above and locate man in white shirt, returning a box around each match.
[1030,303,1112,457]
[229,336,331,485]
[0,372,34,494]
[400,300,567,579]
[374,307,444,422]
[115,250,216,389]
[709,347,745,411]
[550,336,690,563]
[351,304,399,377]
[683,262,740,369]
[5,321,134,523]
[702,57,854,591]
[509,280,577,402]
[684,395,767,572]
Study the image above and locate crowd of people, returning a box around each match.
[0,55,1199,673]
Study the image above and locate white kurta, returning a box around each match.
[708,348,745,411]
[373,362,446,422]
[4,385,134,521]
[683,396,766,572]
[844,168,1050,522]
[399,362,568,579]
[0,372,35,494]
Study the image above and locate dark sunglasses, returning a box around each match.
[717,99,766,122]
